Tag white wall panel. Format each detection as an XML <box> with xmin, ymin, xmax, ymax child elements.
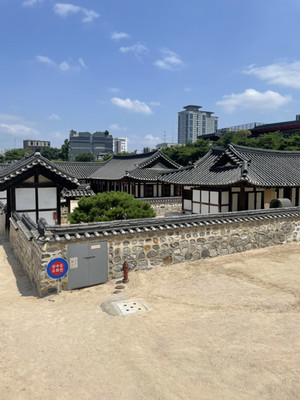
<box><xmin>0</xmin><ymin>190</ymin><xmax>7</xmax><ymax>205</ymax></box>
<box><xmin>210</xmin><ymin>191</ymin><xmax>218</xmax><ymax>204</ymax></box>
<box><xmin>210</xmin><ymin>205</ymin><xmax>219</xmax><ymax>213</ymax></box>
<box><xmin>39</xmin><ymin>210</ymin><xmax>56</xmax><ymax>225</ymax></box>
<box><xmin>256</xmin><ymin>192</ymin><xmax>262</xmax><ymax>209</ymax></box>
<box><xmin>184</xmin><ymin>199</ymin><xmax>192</xmax><ymax>210</ymax></box>
<box><xmin>38</xmin><ymin>187</ymin><xmax>57</xmax><ymax>209</ymax></box>
<box><xmin>201</xmin><ymin>190</ymin><xmax>209</xmax><ymax>203</ymax></box>
<box><xmin>193</xmin><ymin>203</ymin><xmax>200</xmax><ymax>214</ymax></box>
<box><xmin>248</xmin><ymin>193</ymin><xmax>255</xmax><ymax>210</ymax></box>
<box><xmin>15</xmin><ymin>188</ymin><xmax>35</xmax><ymax>210</ymax></box>
<box><xmin>202</xmin><ymin>204</ymin><xmax>209</xmax><ymax>214</ymax></box>
<box><xmin>192</xmin><ymin>189</ymin><xmax>200</xmax><ymax>202</ymax></box>
<box><xmin>26</xmin><ymin>211</ymin><xmax>36</xmax><ymax>221</ymax></box>
<box><xmin>232</xmin><ymin>193</ymin><xmax>238</xmax><ymax>211</ymax></box>
<box><xmin>221</xmin><ymin>191</ymin><xmax>229</xmax><ymax>204</ymax></box>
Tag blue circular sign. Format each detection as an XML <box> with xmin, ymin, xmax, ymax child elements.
<box><xmin>47</xmin><ymin>258</ymin><xmax>69</xmax><ymax>280</ymax></box>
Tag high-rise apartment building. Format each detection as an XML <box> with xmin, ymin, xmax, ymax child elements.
<box><xmin>113</xmin><ymin>137</ymin><xmax>128</xmax><ymax>154</ymax></box>
<box><xmin>178</xmin><ymin>105</ymin><xmax>218</xmax><ymax>144</ymax></box>
<box><xmin>69</xmin><ymin>130</ymin><xmax>113</xmax><ymax>160</ymax></box>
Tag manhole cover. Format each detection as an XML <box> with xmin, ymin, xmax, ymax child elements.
<box><xmin>112</xmin><ymin>299</ymin><xmax>151</xmax><ymax>316</ymax></box>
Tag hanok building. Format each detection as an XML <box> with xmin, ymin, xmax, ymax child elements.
<box><xmin>88</xmin><ymin>150</ymin><xmax>182</xmax><ymax>198</ymax></box>
<box><xmin>161</xmin><ymin>144</ymin><xmax>300</xmax><ymax>214</ymax></box>
<box><xmin>0</xmin><ymin>152</ymin><xmax>78</xmax><ymax>228</ymax></box>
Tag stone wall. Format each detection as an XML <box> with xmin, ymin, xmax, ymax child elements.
<box><xmin>8</xmin><ymin>208</ymin><xmax>300</xmax><ymax>296</ymax></box>
<box><xmin>141</xmin><ymin>197</ymin><xmax>182</xmax><ymax>217</ymax></box>
<box><xmin>107</xmin><ymin>217</ymin><xmax>300</xmax><ymax>278</ymax></box>
<box><xmin>9</xmin><ymin>217</ymin><xmax>68</xmax><ymax>296</ymax></box>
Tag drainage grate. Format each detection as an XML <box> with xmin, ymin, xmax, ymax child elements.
<box><xmin>112</xmin><ymin>299</ymin><xmax>151</xmax><ymax>316</ymax></box>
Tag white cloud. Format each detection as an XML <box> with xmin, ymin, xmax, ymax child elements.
<box><xmin>119</xmin><ymin>43</ymin><xmax>149</xmax><ymax>57</ymax></box>
<box><xmin>36</xmin><ymin>55</ymin><xmax>84</xmax><ymax>72</ymax></box>
<box><xmin>148</xmin><ymin>101</ymin><xmax>160</xmax><ymax>106</ymax></box>
<box><xmin>23</xmin><ymin>0</ymin><xmax>44</xmax><ymax>6</ymax></box>
<box><xmin>48</xmin><ymin>114</ymin><xmax>61</xmax><ymax>121</ymax></box>
<box><xmin>0</xmin><ymin>114</ymin><xmax>22</xmax><ymax>123</ymax></box>
<box><xmin>145</xmin><ymin>134</ymin><xmax>161</xmax><ymax>142</ymax></box>
<box><xmin>0</xmin><ymin>123</ymin><xmax>39</xmax><ymax>138</ymax></box>
<box><xmin>59</xmin><ymin>61</ymin><xmax>71</xmax><ymax>71</ymax></box>
<box><xmin>111</xmin><ymin>97</ymin><xmax>153</xmax><ymax>115</ymax></box>
<box><xmin>111</xmin><ymin>32</ymin><xmax>131</xmax><ymax>40</ymax></box>
<box><xmin>108</xmin><ymin>124</ymin><xmax>127</xmax><ymax>131</ymax></box>
<box><xmin>0</xmin><ymin>114</ymin><xmax>40</xmax><ymax>143</ymax></box>
<box><xmin>78</xmin><ymin>58</ymin><xmax>87</xmax><ymax>69</ymax></box>
<box><xmin>154</xmin><ymin>49</ymin><xmax>184</xmax><ymax>71</ymax></box>
<box><xmin>53</xmin><ymin>3</ymin><xmax>99</xmax><ymax>23</ymax></box>
<box><xmin>244</xmin><ymin>62</ymin><xmax>300</xmax><ymax>89</ymax></box>
<box><xmin>217</xmin><ymin>89</ymin><xmax>291</xmax><ymax>113</ymax></box>
<box><xmin>108</xmin><ymin>87</ymin><xmax>120</xmax><ymax>93</ymax></box>
<box><xmin>36</xmin><ymin>55</ymin><xmax>56</xmax><ymax>66</ymax></box>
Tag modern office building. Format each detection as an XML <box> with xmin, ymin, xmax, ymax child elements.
<box><xmin>23</xmin><ymin>140</ymin><xmax>51</xmax><ymax>152</ymax></box>
<box><xmin>178</xmin><ymin>105</ymin><xmax>218</xmax><ymax>145</ymax></box>
<box><xmin>250</xmin><ymin>115</ymin><xmax>300</xmax><ymax>138</ymax></box>
<box><xmin>113</xmin><ymin>137</ymin><xmax>128</xmax><ymax>154</ymax></box>
<box><xmin>69</xmin><ymin>130</ymin><xmax>113</xmax><ymax>160</ymax></box>
<box><xmin>92</xmin><ymin>131</ymin><xmax>113</xmax><ymax>159</ymax></box>
<box><xmin>217</xmin><ymin>122</ymin><xmax>264</xmax><ymax>135</ymax></box>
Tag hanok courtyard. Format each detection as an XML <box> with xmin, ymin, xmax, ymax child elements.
<box><xmin>1</xmin><ymin>237</ymin><xmax>299</xmax><ymax>400</ymax></box>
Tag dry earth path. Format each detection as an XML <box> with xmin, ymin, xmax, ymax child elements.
<box><xmin>0</xmin><ymin>236</ymin><xmax>300</xmax><ymax>400</ymax></box>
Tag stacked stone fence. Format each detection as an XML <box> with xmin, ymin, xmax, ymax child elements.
<box><xmin>8</xmin><ymin>207</ymin><xmax>300</xmax><ymax>296</ymax></box>
<box><xmin>140</xmin><ymin>196</ymin><xmax>182</xmax><ymax>217</ymax></box>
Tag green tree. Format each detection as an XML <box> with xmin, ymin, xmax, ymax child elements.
<box><xmin>215</xmin><ymin>130</ymin><xmax>251</xmax><ymax>147</ymax></box>
<box><xmin>68</xmin><ymin>191</ymin><xmax>156</xmax><ymax>223</ymax></box>
<box><xmin>75</xmin><ymin>153</ymin><xmax>95</xmax><ymax>162</ymax></box>
<box><xmin>5</xmin><ymin>148</ymin><xmax>33</xmax><ymax>161</ymax></box>
<box><xmin>99</xmin><ymin>154</ymin><xmax>112</xmax><ymax>162</ymax></box>
<box><xmin>162</xmin><ymin>139</ymin><xmax>209</xmax><ymax>165</ymax></box>
<box><xmin>60</xmin><ymin>139</ymin><xmax>70</xmax><ymax>161</ymax></box>
<box><xmin>41</xmin><ymin>147</ymin><xmax>61</xmax><ymax>160</ymax></box>
<box><xmin>0</xmin><ymin>154</ymin><xmax>4</xmax><ymax>163</ymax></box>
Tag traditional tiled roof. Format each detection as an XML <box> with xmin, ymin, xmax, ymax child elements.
<box><xmin>61</xmin><ymin>184</ymin><xmax>95</xmax><ymax>198</ymax></box>
<box><xmin>161</xmin><ymin>144</ymin><xmax>300</xmax><ymax>187</ymax></box>
<box><xmin>0</xmin><ymin>152</ymin><xmax>79</xmax><ymax>189</ymax></box>
<box><xmin>127</xmin><ymin>168</ymin><xmax>180</xmax><ymax>181</ymax></box>
<box><xmin>11</xmin><ymin>207</ymin><xmax>300</xmax><ymax>243</ymax></box>
<box><xmin>54</xmin><ymin>161</ymin><xmax>103</xmax><ymax>180</ymax></box>
<box><xmin>89</xmin><ymin>150</ymin><xmax>181</xmax><ymax>180</ymax></box>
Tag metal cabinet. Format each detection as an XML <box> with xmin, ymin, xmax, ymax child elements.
<box><xmin>67</xmin><ymin>241</ymin><xmax>108</xmax><ymax>290</ymax></box>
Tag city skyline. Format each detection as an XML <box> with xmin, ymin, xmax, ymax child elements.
<box><xmin>1</xmin><ymin>0</ymin><xmax>300</xmax><ymax>152</ymax></box>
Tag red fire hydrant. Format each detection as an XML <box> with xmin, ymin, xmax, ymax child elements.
<box><xmin>123</xmin><ymin>261</ymin><xmax>129</xmax><ymax>283</ymax></box>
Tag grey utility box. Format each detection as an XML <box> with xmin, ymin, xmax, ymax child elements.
<box><xmin>67</xmin><ymin>241</ymin><xmax>108</xmax><ymax>290</ymax></box>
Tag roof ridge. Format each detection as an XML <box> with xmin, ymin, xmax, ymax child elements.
<box><xmin>231</xmin><ymin>144</ymin><xmax>300</xmax><ymax>155</ymax></box>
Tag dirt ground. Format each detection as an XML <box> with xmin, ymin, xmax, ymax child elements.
<box><xmin>0</xmin><ymin>239</ymin><xmax>300</xmax><ymax>400</ymax></box>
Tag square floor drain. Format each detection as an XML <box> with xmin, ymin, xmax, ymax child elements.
<box><xmin>112</xmin><ymin>299</ymin><xmax>151</xmax><ymax>316</ymax></box>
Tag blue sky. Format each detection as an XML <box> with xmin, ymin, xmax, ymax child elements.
<box><xmin>1</xmin><ymin>0</ymin><xmax>300</xmax><ymax>152</ymax></box>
